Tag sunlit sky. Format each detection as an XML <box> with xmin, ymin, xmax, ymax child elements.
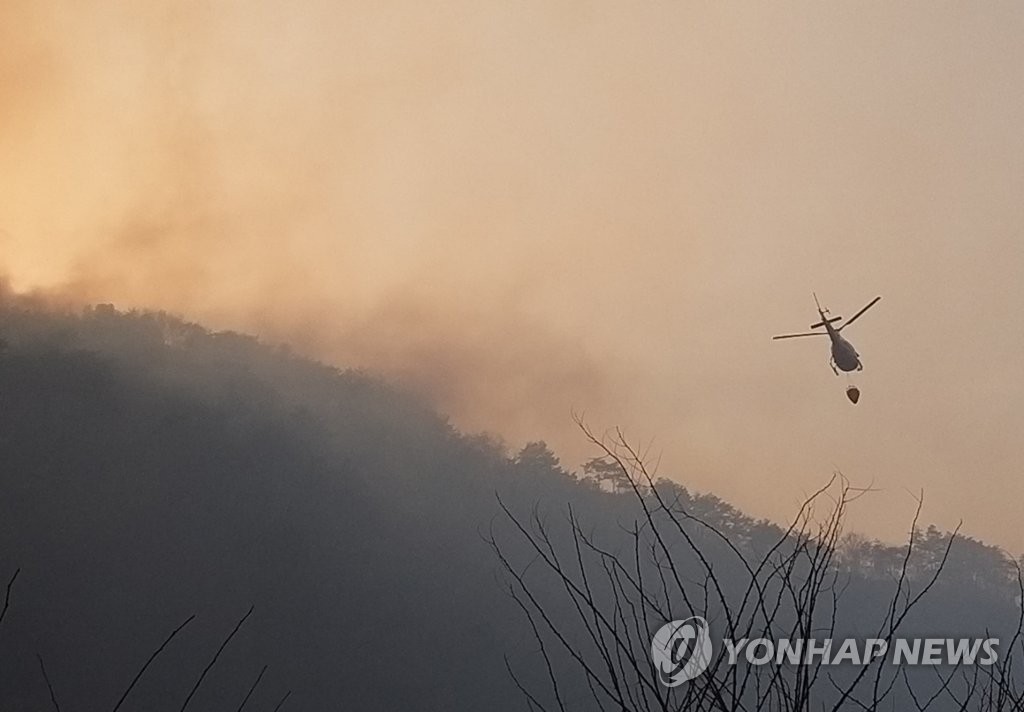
<box><xmin>3</xmin><ymin>1</ymin><xmax>1023</xmax><ymax>548</ymax></box>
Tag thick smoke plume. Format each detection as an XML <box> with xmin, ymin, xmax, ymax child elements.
<box><xmin>3</xmin><ymin>1</ymin><xmax>1024</xmax><ymax>546</ymax></box>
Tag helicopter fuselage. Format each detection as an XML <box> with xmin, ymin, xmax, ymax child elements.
<box><xmin>823</xmin><ymin>321</ymin><xmax>861</xmax><ymax>372</ymax></box>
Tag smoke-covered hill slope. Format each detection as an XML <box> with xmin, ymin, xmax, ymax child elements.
<box><xmin>0</xmin><ymin>300</ymin><xmax>1018</xmax><ymax>710</ymax></box>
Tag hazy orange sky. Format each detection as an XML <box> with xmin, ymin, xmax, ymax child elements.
<box><xmin>3</xmin><ymin>1</ymin><xmax>1023</xmax><ymax>548</ymax></box>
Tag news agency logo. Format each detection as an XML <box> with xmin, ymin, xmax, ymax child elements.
<box><xmin>650</xmin><ymin>617</ymin><xmax>713</xmax><ymax>686</ymax></box>
<box><xmin>650</xmin><ymin>618</ymin><xmax>1001</xmax><ymax>688</ymax></box>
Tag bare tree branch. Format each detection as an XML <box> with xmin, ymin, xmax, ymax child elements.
<box><xmin>235</xmin><ymin>663</ymin><xmax>268</xmax><ymax>712</ymax></box>
<box><xmin>179</xmin><ymin>605</ymin><xmax>254</xmax><ymax>712</ymax></box>
<box><xmin>112</xmin><ymin>614</ymin><xmax>196</xmax><ymax>712</ymax></box>
<box><xmin>0</xmin><ymin>568</ymin><xmax>20</xmax><ymax>628</ymax></box>
<box><xmin>37</xmin><ymin>653</ymin><xmax>61</xmax><ymax>712</ymax></box>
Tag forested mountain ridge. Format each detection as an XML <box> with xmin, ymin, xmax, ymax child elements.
<box><xmin>0</xmin><ymin>298</ymin><xmax>1017</xmax><ymax>709</ymax></box>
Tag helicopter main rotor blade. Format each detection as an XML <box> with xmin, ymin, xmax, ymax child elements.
<box><xmin>772</xmin><ymin>332</ymin><xmax>829</xmax><ymax>340</ymax></box>
<box><xmin>838</xmin><ymin>296</ymin><xmax>881</xmax><ymax>331</ymax></box>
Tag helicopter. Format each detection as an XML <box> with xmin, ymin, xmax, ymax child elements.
<box><xmin>772</xmin><ymin>295</ymin><xmax>881</xmax><ymax>401</ymax></box>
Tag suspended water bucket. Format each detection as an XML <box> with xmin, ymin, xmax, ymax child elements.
<box><xmin>845</xmin><ymin>385</ymin><xmax>860</xmax><ymax>404</ymax></box>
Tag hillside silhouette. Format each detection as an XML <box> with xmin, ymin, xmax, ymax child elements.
<box><xmin>0</xmin><ymin>297</ymin><xmax>1019</xmax><ymax>710</ymax></box>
